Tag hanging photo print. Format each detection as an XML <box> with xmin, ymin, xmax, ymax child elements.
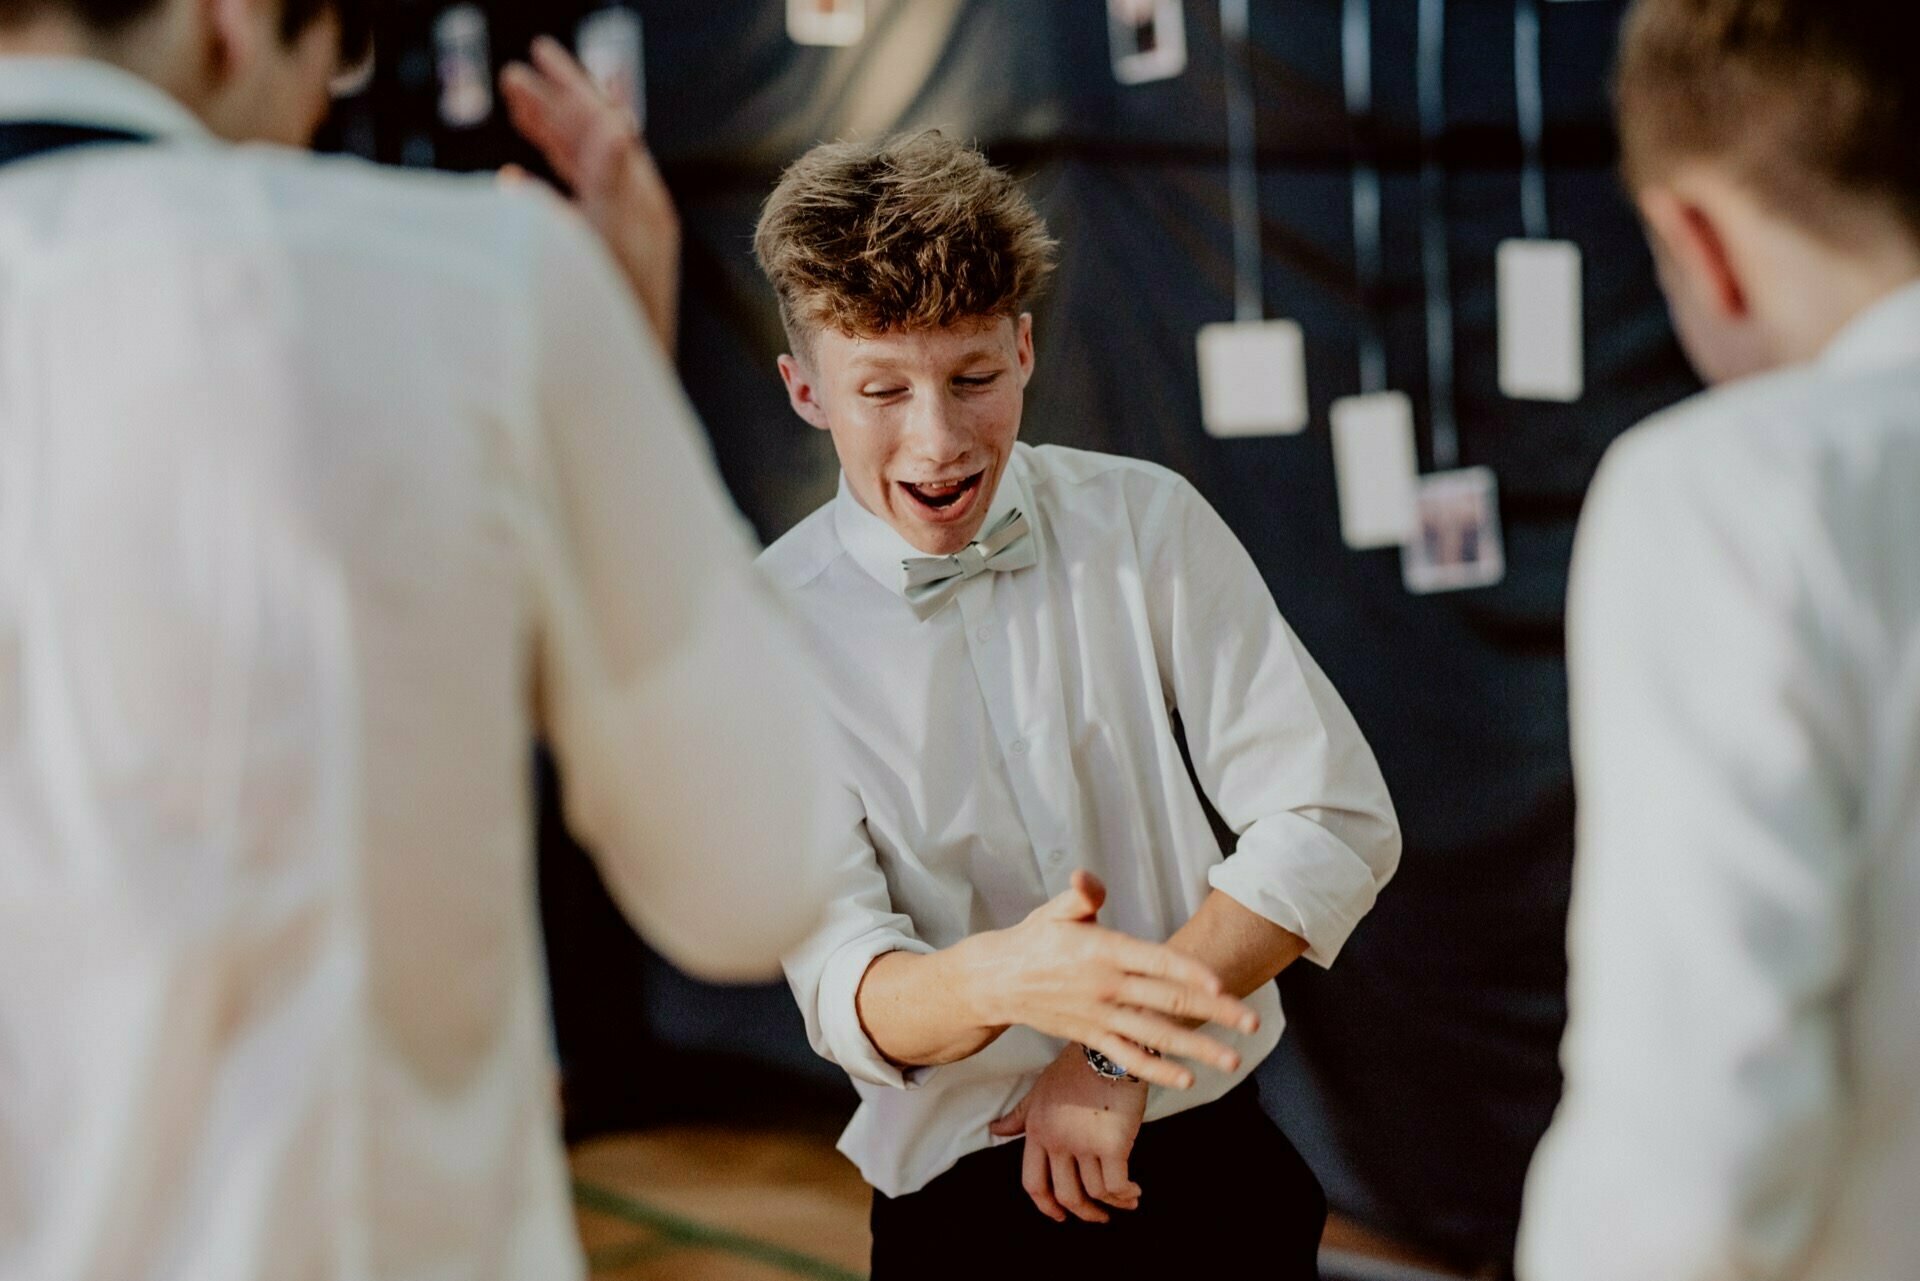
<box><xmin>434</xmin><ymin>5</ymin><xmax>493</xmax><ymax>129</ymax></box>
<box><xmin>577</xmin><ymin>7</ymin><xmax>645</xmax><ymax>127</ymax></box>
<box><xmin>1196</xmin><ymin>319</ymin><xmax>1310</xmax><ymax>438</ymax></box>
<box><xmin>1401</xmin><ymin>467</ymin><xmax>1506</xmax><ymax>593</ymax></box>
<box><xmin>787</xmin><ymin>0</ymin><xmax>867</xmax><ymax>48</ymax></box>
<box><xmin>1108</xmin><ymin>0</ymin><xmax>1188</xmax><ymax>85</ymax></box>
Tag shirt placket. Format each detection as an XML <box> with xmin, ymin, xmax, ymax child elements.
<box><xmin>954</xmin><ymin>568</ymin><xmax>1080</xmax><ymax>896</ymax></box>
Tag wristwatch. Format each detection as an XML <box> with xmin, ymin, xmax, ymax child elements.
<box><xmin>1082</xmin><ymin>1043</ymin><xmax>1156</xmax><ymax>1082</ymax></box>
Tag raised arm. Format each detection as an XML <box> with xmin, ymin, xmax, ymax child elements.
<box><xmin>523</xmin><ymin>199</ymin><xmax>833</xmax><ymax>981</ymax></box>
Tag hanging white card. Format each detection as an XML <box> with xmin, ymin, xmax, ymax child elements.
<box><xmin>787</xmin><ymin>0</ymin><xmax>867</xmax><ymax>47</ymax></box>
<box><xmin>1331</xmin><ymin>391</ymin><xmax>1421</xmax><ymax>549</ymax></box>
<box><xmin>1108</xmin><ymin>0</ymin><xmax>1188</xmax><ymax>85</ymax></box>
<box><xmin>578</xmin><ymin>8</ymin><xmax>645</xmax><ymax>129</ymax></box>
<box><xmin>434</xmin><ymin>5</ymin><xmax>493</xmax><ymax>130</ymax></box>
<box><xmin>1196</xmin><ymin>319</ymin><xmax>1309</xmax><ymax>438</ymax></box>
<box><xmin>1401</xmin><ymin>466</ymin><xmax>1506</xmax><ymax>594</ymax></box>
<box><xmin>1497</xmin><ymin>238</ymin><xmax>1584</xmax><ymax>402</ymax></box>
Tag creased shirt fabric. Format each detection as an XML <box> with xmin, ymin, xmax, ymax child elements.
<box><xmin>765</xmin><ymin>443</ymin><xmax>1401</xmax><ymax>1197</ymax></box>
<box><xmin>1519</xmin><ymin>281</ymin><xmax>1920</xmax><ymax>1281</ymax></box>
<box><xmin>0</xmin><ymin>57</ymin><xmax>833</xmax><ymax>1281</ymax></box>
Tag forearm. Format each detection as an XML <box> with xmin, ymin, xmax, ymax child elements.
<box><xmin>855</xmin><ymin>941</ymin><xmax>1006</xmax><ymax>1069</ymax></box>
<box><xmin>1164</xmin><ymin>889</ymin><xmax>1308</xmax><ymax>1005</ymax></box>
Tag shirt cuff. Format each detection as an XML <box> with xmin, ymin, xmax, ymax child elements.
<box><xmin>1207</xmin><ymin>823</ymin><xmax>1382</xmax><ymax>968</ymax></box>
<box><xmin>816</xmin><ymin>934</ymin><xmax>940</xmax><ymax>1090</ymax></box>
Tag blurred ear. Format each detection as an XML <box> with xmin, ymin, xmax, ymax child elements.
<box><xmin>1013</xmin><ymin>313</ymin><xmax>1036</xmax><ymax>389</ymax></box>
<box><xmin>201</xmin><ymin>0</ymin><xmax>262</xmax><ymax>85</ymax></box>
<box><xmin>777</xmin><ymin>353</ymin><xmax>831</xmax><ymax>432</ymax></box>
<box><xmin>1639</xmin><ymin>185</ymin><xmax>1750</xmax><ymax>323</ymax></box>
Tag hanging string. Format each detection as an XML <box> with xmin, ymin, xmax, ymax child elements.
<box><xmin>1515</xmin><ymin>0</ymin><xmax>1550</xmax><ymax>241</ymax></box>
<box><xmin>1417</xmin><ymin>0</ymin><xmax>1458</xmax><ymax>469</ymax></box>
<box><xmin>1342</xmin><ymin>0</ymin><xmax>1387</xmax><ymax>396</ymax></box>
<box><xmin>1220</xmin><ymin>0</ymin><xmax>1263</xmax><ymax>323</ymax></box>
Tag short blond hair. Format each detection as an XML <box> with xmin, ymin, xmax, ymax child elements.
<box><xmin>753</xmin><ymin>131</ymin><xmax>1057</xmax><ymax>352</ymax></box>
<box><xmin>1615</xmin><ymin>0</ymin><xmax>1920</xmax><ymax>241</ymax></box>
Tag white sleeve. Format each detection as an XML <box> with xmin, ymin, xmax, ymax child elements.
<box><xmin>1145</xmin><ymin>478</ymin><xmax>1401</xmax><ymax>966</ymax></box>
<box><xmin>781</xmin><ymin>777</ymin><xmax>937</xmax><ymax>1090</ymax></box>
<box><xmin>520</xmin><ymin>200</ymin><xmax>835</xmax><ymax>981</ymax></box>
<box><xmin>1517</xmin><ymin>432</ymin><xmax>1856</xmax><ymax>1281</ymax></box>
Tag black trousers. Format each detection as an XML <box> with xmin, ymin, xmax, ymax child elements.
<box><xmin>870</xmin><ymin>1082</ymin><xmax>1326</xmax><ymax>1279</ymax></box>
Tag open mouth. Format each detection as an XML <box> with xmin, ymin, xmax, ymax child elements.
<box><xmin>898</xmin><ymin>470</ymin><xmax>985</xmax><ymax>518</ymax></box>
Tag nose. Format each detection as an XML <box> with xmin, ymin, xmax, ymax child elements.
<box><xmin>902</xmin><ymin>387</ymin><xmax>971</xmax><ymax>466</ymax></box>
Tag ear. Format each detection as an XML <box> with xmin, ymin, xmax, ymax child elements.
<box><xmin>1638</xmin><ymin>185</ymin><xmax>1750</xmax><ymax>323</ymax></box>
<box><xmin>1013</xmin><ymin>313</ymin><xmax>1036</xmax><ymax>389</ymax></box>
<box><xmin>200</xmin><ymin>0</ymin><xmax>263</xmax><ymax>86</ymax></box>
<box><xmin>777</xmin><ymin>353</ymin><xmax>831</xmax><ymax>432</ymax></box>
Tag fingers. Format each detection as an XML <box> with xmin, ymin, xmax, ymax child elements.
<box><xmin>1084</xmin><ymin>1032</ymin><xmax>1195</xmax><ymax>1090</ymax></box>
<box><xmin>1106</xmin><ymin>934</ymin><xmax>1229</xmax><ymax>1000</ymax></box>
<box><xmin>1036</xmin><ymin>870</ymin><xmax>1103</xmax><ymax>924</ymax></box>
<box><xmin>1021</xmin><ymin>1138</ymin><xmax>1066</xmax><ymax>1223</ymax></box>
<box><xmin>1050</xmin><ymin>1151</ymin><xmax>1108</xmax><ymax>1224</ymax></box>
<box><xmin>1070</xmin><ymin>868</ymin><xmax>1106</xmax><ymax>915</ymax></box>
<box><xmin>1104</xmin><ymin>1007</ymin><xmax>1242</xmax><ymax>1074</ymax></box>
<box><xmin>1113</xmin><ymin>974</ymin><xmax>1261</xmax><ymax>1036</ymax></box>
<box><xmin>1077</xmin><ymin>1154</ymin><xmax>1137</xmax><ymax>1211</ymax></box>
<box><xmin>988</xmin><ymin>1093</ymin><xmax>1029</xmax><ymax>1138</ymax></box>
<box><xmin>499</xmin><ymin>64</ymin><xmax>580</xmax><ymax>189</ymax></box>
<box><xmin>1077</xmin><ymin>1154</ymin><xmax>1108</xmax><ymax>1206</ymax></box>
<box><xmin>1101</xmin><ymin>1154</ymin><xmax>1141</xmax><ymax>1209</ymax></box>
<box><xmin>531</xmin><ymin>34</ymin><xmax>617</xmax><ymax>112</ymax></box>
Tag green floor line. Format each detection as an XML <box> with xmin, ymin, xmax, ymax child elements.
<box><xmin>585</xmin><ymin>1237</ymin><xmax>686</xmax><ymax>1272</ymax></box>
<box><xmin>573</xmin><ymin>1179</ymin><xmax>866</xmax><ymax>1281</ymax></box>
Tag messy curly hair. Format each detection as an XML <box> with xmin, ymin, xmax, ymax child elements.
<box><xmin>753</xmin><ymin>131</ymin><xmax>1057</xmax><ymax>356</ymax></box>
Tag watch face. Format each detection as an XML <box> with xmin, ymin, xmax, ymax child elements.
<box><xmin>1082</xmin><ymin>1045</ymin><xmax>1130</xmax><ymax>1079</ymax></box>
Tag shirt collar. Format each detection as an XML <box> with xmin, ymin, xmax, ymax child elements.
<box><xmin>1821</xmin><ymin>276</ymin><xmax>1920</xmax><ymax>375</ymax></box>
<box><xmin>0</xmin><ymin>56</ymin><xmax>213</xmax><ymax>145</ymax></box>
<box><xmin>833</xmin><ymin>448</ymin><xmax>1031</xmax><ymax>599</ymax></box>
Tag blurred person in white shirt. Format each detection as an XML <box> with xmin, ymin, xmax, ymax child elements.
<box><xmin>1518</xmin><ymin>3</ymin><xmax>1920</xmax><ymax>1279</ymax></box>
<box><xmin>755</xmin><ymin>132</ymin><xmax>1402</xmax><ymax>1279</ymax></box>
<box><xmin>0</xmin><ymin>3</ymin><xmax>838</xmax><ymax>1279</ymax></box>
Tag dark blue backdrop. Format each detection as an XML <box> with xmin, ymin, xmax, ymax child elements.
<box><xmin>325</xmin><ymin>2</ymin><xmax>1697</xmax><ymax>1269</ymax></box>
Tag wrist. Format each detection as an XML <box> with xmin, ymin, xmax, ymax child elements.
<box><xmin>950</xmin><ymin>930</ymin><xmax>1012</xmax><ymax>1032</ymax></box>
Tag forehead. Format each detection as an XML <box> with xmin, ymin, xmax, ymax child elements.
<box><xmin>817</xmin><ymin>317</ymin><xmax>1018</xmax><ymax>370</ymax></box>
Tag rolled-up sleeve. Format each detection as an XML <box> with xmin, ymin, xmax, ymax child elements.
<box><xmin>1144</xmin><ymin>478</ymin><xmax>1401</xmax><ymax>966</ymax></box>
<box><xmin>782</xmin><ymin>781</ymin><xmax>937</xmax><ymax>1090</ymax></box>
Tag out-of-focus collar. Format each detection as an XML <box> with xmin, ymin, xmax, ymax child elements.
<box><xmin>0</xmin><ymin>55</ymin><xmax>212</xmax><ymax>144</ymax></box>
<box><xmin>1822</xmin><ymin>276</ymin><xmax>1920</xmax><ymax>375</ymax></box>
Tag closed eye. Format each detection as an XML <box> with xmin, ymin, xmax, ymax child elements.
<box><xmin>954</xmin><ymin>374</ymin><xmax>1000</xmax><ymax>389</ymax></box>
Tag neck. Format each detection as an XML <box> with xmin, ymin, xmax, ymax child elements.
<box><xmin>0</xmin><ymin>9</ymin><xmax>206</xmax><ymax>120</ymax></box>
<box><xmin>1739</xmin><ymin>202</ymin><xmax>1920</xmax><ymax>367</ymax></box>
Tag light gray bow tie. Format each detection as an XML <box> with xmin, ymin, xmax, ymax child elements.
<box><xmin>900</xmin><ymin>508</ymin><xmax>1036</xmax><ymax>619</ymax></box>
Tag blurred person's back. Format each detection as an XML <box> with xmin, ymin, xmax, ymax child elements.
<box><xmin>1519</xmin><ymin>3</ymin><xmax>1920</xmax><ymax>1278</ymax></box>
<box><xmin>0</xmin><ymin>16</ymin><xmax>831</xmax><ymax>1281</ymax></box>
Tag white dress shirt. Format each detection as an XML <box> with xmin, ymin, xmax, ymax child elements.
<box><xmin>0</xmin><ymin>59</ymin><xmax>832</xmax><ymax>1281</ymax></box>
<box><xmin>1519</xmin><ymin>280</ymin><xmax>1920</xmax><ymax>1281</ymax></box>
<box><xmin>765</xmin><ymin>442</ymin><xmax>1401</xmax><ymax>1197</ymax></box>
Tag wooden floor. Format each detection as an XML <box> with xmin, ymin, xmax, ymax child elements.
<box><xmin>569</xmin><ymin>1126</ymin><xmax>1475</xmax><ymax>1280</ymax></box>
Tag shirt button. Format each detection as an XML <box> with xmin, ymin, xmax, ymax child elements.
<box><xmin>1047</xmin><ymin>848</ymin><xmax>1067</xmax><ymax>864</ymax></box>
<box><xmin>976</xmin><ymin>625</ymin><xmax>992</xmax><ymax>642</ymax></box>
<box><xmin>1010</xmin><ymin>738</ymin><xmax>1028</xmax><ymax>756</ymax></box>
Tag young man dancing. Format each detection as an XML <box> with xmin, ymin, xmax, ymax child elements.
<box><xmin>757</xmin><ymin>132</ymin><xmax>1402</xmax><ymax>1277</ymax></box>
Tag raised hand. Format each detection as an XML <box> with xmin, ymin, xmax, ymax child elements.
<box><xmin>500</xmin><ymin>36</ymin><xmax>682</xmax><ymax>350</ymax></box>
<box><xmin>954</xmin><ymin>870</ymin><xmax>1259</xmax><ymax>1090</ymax></box>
